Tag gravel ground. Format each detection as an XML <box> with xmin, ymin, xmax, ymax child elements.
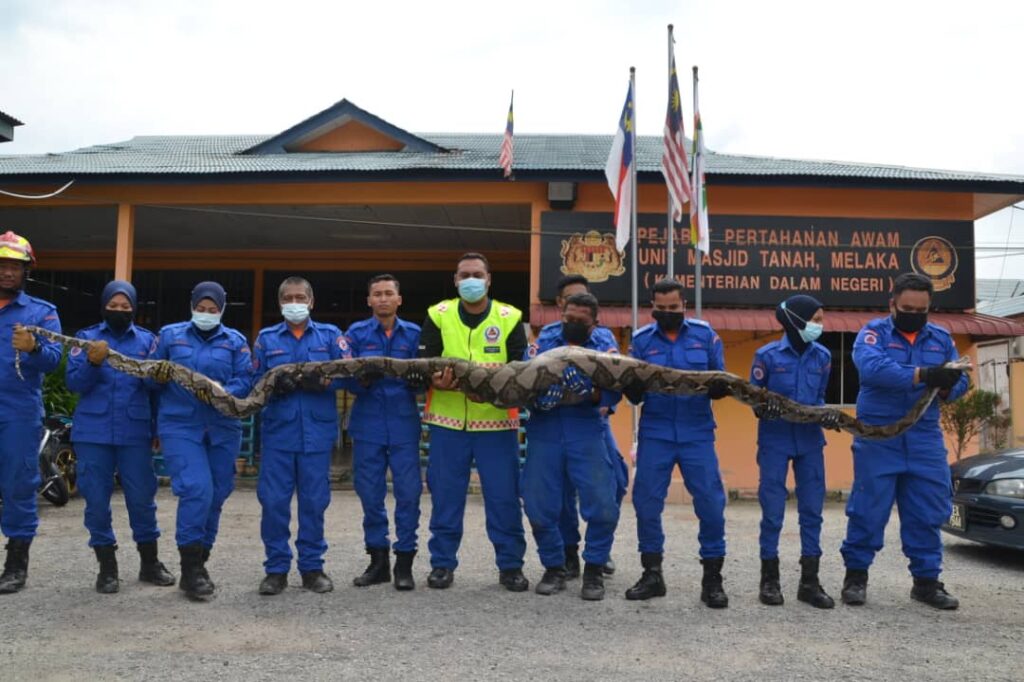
<box><xmin>0</xmin><ymin>488</ymin><xmax>1020</xmax><ymax>682</ymax></box>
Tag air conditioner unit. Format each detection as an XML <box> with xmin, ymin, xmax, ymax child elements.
<box><xmin>1010</xmin><ymin>337</ymin><xmax>1024</xmax><ymax>360</ymax></box>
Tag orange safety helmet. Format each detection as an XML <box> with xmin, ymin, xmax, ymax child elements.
<box><xmin>0</xmin><ymin>231</ymin><xmax>36</xmax><ymax>266</ymax></box>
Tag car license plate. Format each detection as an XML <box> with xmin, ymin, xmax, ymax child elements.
<box><xmin>948</xmin><ymin>503</ymin><xmax>965</xmax><ymax>531</ymax></box>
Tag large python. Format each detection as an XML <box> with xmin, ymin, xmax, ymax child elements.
<box><xmin>17</xmin><ymin>326</ymin><xmax>969</xmax><ymax>440</ymax></box>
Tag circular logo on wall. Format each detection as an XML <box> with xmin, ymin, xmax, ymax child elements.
<box><xmin>911</xmin><ymin>236</ymin><xmax>958</xmax><ymax>292</ymax></box>
<box><xmin>484</xmin><ymin>325</ymin><xmax>502</xmax><ymax>343</ymax></box>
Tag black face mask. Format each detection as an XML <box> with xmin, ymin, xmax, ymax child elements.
<box><xmin>562</xmin><ymin>321</ymin><xmax>592</xmax><ymax>346</ymax></box>
<box><xmin>893</xmin><ymin>310</ymin><xmax>927</xmax><ymax>334</ymax></box>
<box><xmin>102</xmin><ymin>309</ymin><xmax>133</xmax><ymax>335</ymax></box>
<box><xmin>652</xmin><ymin>310</ymin><xmax>686</xmax><ymax>332</ymax></box>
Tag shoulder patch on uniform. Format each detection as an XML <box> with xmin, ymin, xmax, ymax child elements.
<box><xmin>752</xmin><ymin>366</ymin><xmax>765</xmax><ymax>381</ymax></box>
<box><xmin>526</xmin><ymin>344</ymin><xmax>538</xmax><ymax>358</ymax></box>
<box><xmin>69</xmin><ymin>346</ymin><xmax>82</xmax><ymax>357</ymax></box>
<box><xmin>338</xmin><ymin>336</ymin><xmax>350</xmax><ymax>352</ymax></box>
<box><xmin>499</xmin><ymin>306</ymin><xmax>511</xmax><ymax>318</ymax></box>
<box><xmin>863</xmin><ymin>331</ymin><xmax>878</xmax><ymax>345</ymax></box>
<box><xmin>436</xmin><ymin>302</ymin><xmax>449</xmax><ymax>314</ymax></box>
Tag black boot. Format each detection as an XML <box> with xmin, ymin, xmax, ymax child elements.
<box><xmin>499</xmin><ymin>568</ymin><xmax>529</xmax><ymax>592</ymax></box>
<box><xmin>602</xmin><ymin>558</ymin><xmax>616</xmax><ymax>576</ymax></box>
<box><xmin>259</xmin><ymin>573</ymin><xmax>288</xmax><ymax>595</ymax></box>
<box><xmin>841</xmin><ymin>568</ymin><xmax>868</xmax><ymax>606</ymax></box>
<box><xmin>200</xmin><ymin>546</ymin><xmax>215</xmax><ymax>590</ymax></box>
<box><xmin>137</xmin><ymin>541</ymin><xmax>175</xmax><ymax>586</ymax></box>
<box><xmin>301</xmin><ymin>571</ymin><xmax>334</xmax><ymax>593</ymax></box>
<box><xmin>178</xmin><ymin>544</ymin><xmax>214</xmax><ymax>601</ymax></box>
<box><xmin>797</xmin><ymin>556</ymin><xmax>834</xmax><ymax>609</ymax></box>
<box><xmin>0</xmin><ymin>539</ymin><xmax>31</xmax><ymax>594</ymax></box>
<box><xmin>625</xmin><ymin>552</ymin><xmax>667</xmax><ymax>601</ymax></box>
<box><xmin>700</xmin><ymin>557</ymin><xmax>729</xmax><ymax>608</ymax></box>
<box><xmin>94</xmin><ymin>544</ymin><xmax>119</xmax><ymax>594</ymax></box>
<box><xmin>535</xmin><ymin>566</ymin><xmax>567</xmax><ymax>595</ymax></box>
<box><xmin>564</xmin><ymin>544</ymin><xmax>581</xmax><ymax>580</ymax></box>
<box><xmin>427</xmin><ymin>567</ymin><xmax>454</xmax><ymax>589</ymax></box>
<box><xmin>581</xmin><ymin>562</ymin><xmax>605</xmax><ymax>601</ymax></box>
<box><xmin>759</xmin><ymin>558</ymin><xmax>783</xmax><ymax>606</ymax></box>
<box><xmin>393</xmin><ymin>550</ymin><xmax>416</xmax><ymax>591</ymax></box>
<box><xmin>911</xmin><ymin>577</ymin><xmax>959</xmax><ymax>610</ymax></box>
<box><xmin>353</xmin><ymin>547</ymin><xmax>391</xmax><ymax>587</ymax></box>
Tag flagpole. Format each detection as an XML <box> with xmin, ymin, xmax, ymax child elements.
<box><xmin>666</xmin><ymin>25</ymin><xmax>675</xmax><ymax>280</ymax></box>
<box><xmin>692</xmin><ymin>65</ymin><xmax>702</xmax><ymax>320</ymax></box>
<box><xmin>630</xmin><ymin>66</ymin><xmax>638</xmax><ymax>333</ymax></box>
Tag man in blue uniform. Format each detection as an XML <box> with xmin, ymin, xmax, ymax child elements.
<box><xmin>750</xmin><ymin>294</ymin><xmax>838</xmax><ymax>609</ymax></box>
<box><xmin>150</xmin><ymin>281</ymin><xmax>254</xmax><ymax>600</ymax></box>
<box><xmin>523</xmin><ymin>292</ymin><xmax>622</xmax><ymax>600</ymax></box>
<box><xmin>66</xmin><ymin>280</ymin><xmax>175</xmax><ymax>593</ymax></box>
<box><xmin>623</xmin><ymin>279</ymin><xmax>732</xmax><ymax>608</ymax></box>
<box><xmin>253</xmin><ymin>276</ymin><xmax>344</xmax><ymax>596</ymax></box>
<box><xmin>344</xmin><ymin>274</ymin><xmax>426</xmax><ymax>591</ymax></box>
<box><xmin>539</xmin><ymin>274</ymin><xmax>627</xmax><ymax>579</ymax></box>
<box><xmin>840</xmin><ymin>273</ymin><xmax>967</xmax><ymax>610</ymax></box>
<box><xmin>0</xmin><ymin>231</ymin><xmax>61</xmax><ymax>595</ymax></box>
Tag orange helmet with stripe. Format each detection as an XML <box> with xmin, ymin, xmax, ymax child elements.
<box><xmin>0</xmin><ymin>231</ymin><xmax>35</xmax><ymax>266</ymax></box>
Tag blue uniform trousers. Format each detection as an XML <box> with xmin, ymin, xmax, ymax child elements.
<box><xmin>841</xmin><ymin>434</ymin><xmax>951</xmax><ymax>578</ymax></box>
<box><xmin>353</xmin><ymin>440</ymin><xmax>421</xmax><ymax>553</ymax></box>
<box><xmin>523</xmin><ymin>429</ymin><xmax>619</xmax><ymax>567</ymax></box>
<box><xmin>75</xmin><ymin>443</ymin><xmax>160</xmax><ymax>547</ymax></box>
<box><xmin>0</xmin><ymin>420</ymin><xmax>41</xmax><ymax>540</ymax></box>
<box><xmin>161</xmin><ymin>434</ymin><xmax>239</xmax><ymax>548</ymax></box>
<box><xmin>757</xmin><ymin>446</ymin><xmax>824</xmax><ymax>559</ymax></box>
<box><xmin>426</xmin><ymin>426</ymin><xmax>526</xmax><ymax>570</ymax></box>
<box><xmin>558</xmin><ymin>420</ymin><xmax>628</xmax><ymax>548</ymax></box>
<box><xmin>633</xmin><ymin>437</ymin><xmax>726</xmax><ymax>558</ymax></box>
<box><xmin>257</xmin><ymin>447</ymin><xmax>332</xmax><ymax>574</ymax></box>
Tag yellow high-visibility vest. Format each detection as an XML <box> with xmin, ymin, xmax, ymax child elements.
<box><xmin>423</xmin><ymin>298</ymin><xmax>521</xmax><ymax>431</ymax></box>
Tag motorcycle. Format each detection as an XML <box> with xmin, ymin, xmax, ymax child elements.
<box><xmin>38</xmin><ymin>415</ymin><xmax>75</xmax><ymax>506</ymax></box>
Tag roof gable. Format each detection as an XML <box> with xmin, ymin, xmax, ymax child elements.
<box><xmin>243</xmin><ymin>98</ymin><xmax>444</xmax><ymax>154</ymax></box>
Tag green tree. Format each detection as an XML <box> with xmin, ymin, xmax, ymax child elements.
<box><xmin>42</xmin><ymin>350</ymin><xmax>78</xmax><ymax>416</ymax></box>
<box><xmin>940</xmin><ymin>388</ymin><xmax>1001</xmax><ymax>461</ymax></box>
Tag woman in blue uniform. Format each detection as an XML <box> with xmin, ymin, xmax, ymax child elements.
<box><xmin>67</xmin><ymin>280</ymin><xmax>175</xmax><ymax>593</ymax></box>
<box><xmin>750</xmin><ymin>294</ymin><xmax>839</xmax><ymax>608</ymax></box>
<box><xmin>149</xmin><ymin>281</ymin><xmax>254</xmax><ymax>600</ymax></box>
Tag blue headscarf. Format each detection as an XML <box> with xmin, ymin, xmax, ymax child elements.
<box><xmin>190</xmin><ymin>281</ymin><xmax>227</xmax><ymax>310</ymax></box>
<box><xmin>101</xmin><ymin>279</ymin><xmax>137</xmax><ymax>312</ymax></box>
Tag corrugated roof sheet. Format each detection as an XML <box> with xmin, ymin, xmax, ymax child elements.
<box><xmin>977</xmin><ymin>297</ymin><xmax>1024</xmax><ymax>319</ymax></box>
<box><xmin>531</xmin><ymin>304</ymin><xmax>1024</xmax><ymax>337</ymax></box>
<box><xmin>977</xmin><ymin>278</ymin><xmax>1024</xmax><ymax>303</ymax></box>
<box><xmin>2</xmin><ymin>133</ymin><xmax>1024</xmax><ymax>186</ymax></box>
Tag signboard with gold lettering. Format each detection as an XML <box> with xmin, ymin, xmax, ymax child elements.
<box><xmin>540</xmin><ymin>213</ymin><xmax>974</xmax><ymax>309</ymax></box>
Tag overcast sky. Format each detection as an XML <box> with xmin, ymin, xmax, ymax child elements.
<box><xmin>2</xmin><ymin>0</ymin><xmax>1022</xmax><ymax>281</ymax></box>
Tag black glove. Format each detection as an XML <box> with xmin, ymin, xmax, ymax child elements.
<box><xmin>355</xmin><ymin>364</ymin><xmax>386</xmax><ymax>388</ymax></box>
<box><xmin>821</xmin><ymin>410</ymin><xmax>843</xmax><ymax>432</ymax></box>
<box><xmin>300</xmin><ymin>373</ymin><xmax>327</xmax><ymax>392</ymax></box>
<box><xmin>920</xmin><ymin>366</ymin><xmax>963</xmax><ymax>391</ymax></box>
<box><xmin>273</xmin><ymin>374</ymin><xmax>299</xmax><ymax>395</ymax></box>
<box><xmin>754</xmin><ymin>394</ymin><xmax>783</xmax><ymax>420</ymax></box>
<box><xmin>623</xmin><ymin>380</ymin><xmax>646</xmax><ymax>405</ymax></box>
<box><xmin>706</xmin><ymin>380</ymin><xmax>732</xmax><ymax>401</ymax></box>
<box><xmin>403</xmin><ymin>369</ymin><xmax>429</xmax><ymax>391</ymax></box>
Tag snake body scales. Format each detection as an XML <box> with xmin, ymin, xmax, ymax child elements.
<box><xmin>19</xmin><ymin>326</ymin><xmax>969</xmax><ymax>440</ymax></box>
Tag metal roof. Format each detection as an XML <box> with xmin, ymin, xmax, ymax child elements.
<box><xmin>0</xmin><ymin>110</ymin><xmax>23</xmax><ymax>127</ymax></box>
<box><xmin>2</xmin><ymin>132</ymin><xmax>1024</xmax><ymax>189</ymax></box>
<box><xmin>977</xmin><ymin>278</ymin><xmax>1024</xmax><ymax>303</ymax></box>
<box><xmin>531</xmin><ymin>304</ymin><xmax>1024</xmax><ymax>337</ymax></box>
<box><xmin>977</xmin><ymin>297</ymin><xmax>1024</xmax><ymax>319</ymax></box>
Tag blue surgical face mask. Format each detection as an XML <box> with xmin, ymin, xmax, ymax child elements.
<box><xmin>457</xmin><ymin>277</ymin><xmax>487</xmax><ymax>303</ymax></box>
<box><xmin>192</xmin><ymin>311</ymin><xmax>222</xmax><ymax>331</ymax></box>
<box><xmin>282</xmin><ymin>303</ymin><xmax>310</xmax><ymax>325</ymax></box>
<box><xmin>799</xmin><ymin>321</ymin><xmax>823</xmax><ymax>343</ymax></box>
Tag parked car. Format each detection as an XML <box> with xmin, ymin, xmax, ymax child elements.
<box><xmin>943</xmin><ymin>449</ymin><xmax>1024</xmax><ymax>550</ymax></box>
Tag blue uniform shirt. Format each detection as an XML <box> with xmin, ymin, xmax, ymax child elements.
<box><xmin>66</xmin><ymin>322</ymin><xmax>157</xmax><ymax>445</ymax></box>
<box><xmin>750</xmin><ymin>335</ymin><xmax>831</xmax><ymax>451</ymax></box>
<box><xmin>629</xmin><ymin>319</ymin><xmax>724</xmax><ymax>443</ymax></box>
<box><xmin>853</xmin><ymin>316</ymin><xmax>968</xmax><ymax>433</ymax></box>
<box><xmin>524</xmin><ymin>327</ymin><xmax>622</xmax><ymax>441</ymax></box>
<box><xmin>0</xmin><ymin>291</ymin><xmax>61</xmax><ymax>421</ymax></box>
<box><xmin>343</xmin><ymin>316</ymin><xmax>422</xmax><ymax>446</ymax></box>
<box><xmin>254</xmin><ymin>320</ymin><xmax>346</xmax><ymax>453</ymax></box>
<box><xmin>150</xmin><ymin>321</ymin><xmax>254</xmax><ymax>442</ymax></box>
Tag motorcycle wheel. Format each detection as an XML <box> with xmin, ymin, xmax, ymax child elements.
<box><xmin>40</xmin><ymin>462</ymin><xmax>70</xmax><ymax>507</ymax></box>
<box><xmin>53</xmin><ymin>444</ymin><xmax>78</xmax><ymax>498</ymax></box>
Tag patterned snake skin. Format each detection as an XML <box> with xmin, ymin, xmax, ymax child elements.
<box><xmin>18</xmin><ymin>326</ymin><xmax>969</xmax><ymax>440</ymax></box>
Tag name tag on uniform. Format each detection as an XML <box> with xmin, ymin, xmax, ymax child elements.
<box><xmin>483</xmin><ymin>346</ymin><xmax>501</xmax><ymax>354</ymax></box>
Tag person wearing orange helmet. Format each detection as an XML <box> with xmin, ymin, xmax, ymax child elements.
<box><xmin>0</xmin><ymin>230</ymin><xmax>62</xmax><ymax>595</ymax></box>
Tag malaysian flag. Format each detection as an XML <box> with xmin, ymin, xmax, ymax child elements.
<box><xmin>661</xmin><ymin>41</ymin><xmax>691</xmax><ymax>222</ymax></box>
<box><xmin>690</xmin><ymin>67</ymin><xmax>709</xmax><ymax>253</ymax></box>
<box><xmin>499</xmin><ymin>92</ymin><xmax>514</xmax><ymax>178</ymax></box>
<box><xmin>604</xmin><ymin>81</ymin><xmax>635</xmax><ymax>253</ymax></box>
